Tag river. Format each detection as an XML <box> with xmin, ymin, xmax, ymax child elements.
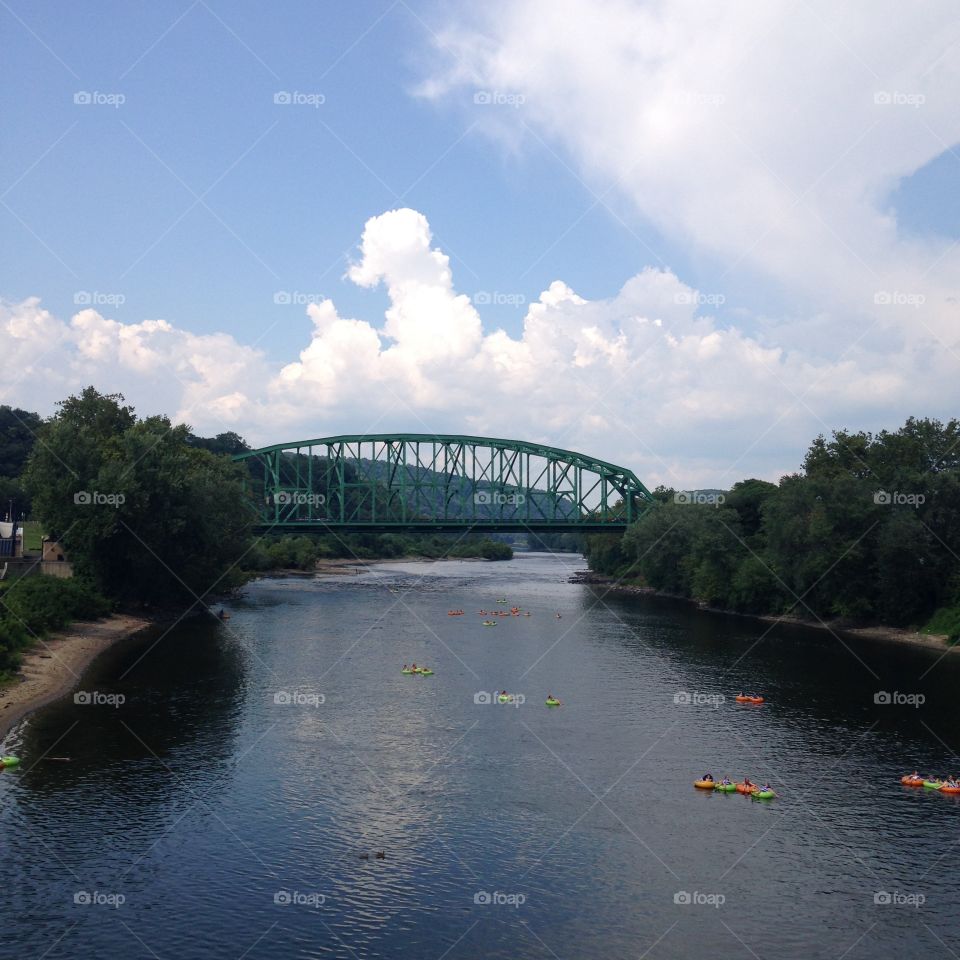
<box><xmin>1</xmin><ymin>553</ymin><xmax>958</xmax><ymax>959</ymax></box>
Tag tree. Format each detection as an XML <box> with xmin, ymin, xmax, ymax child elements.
<box><xmin>23</xmin><ymin>388</ymin><xmax>254</xmax><ymax>605</ymax></box>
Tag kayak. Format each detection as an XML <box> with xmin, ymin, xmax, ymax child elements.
<box><xmin>901</xmin><ymin>775</ymin><xmax>924</xmax><ymax>786</ymax></box>
<box><xmin>752</xmin><ymin>790</ymin><xmax>776</xmax><ymax>800</ymax></box>
<box><xmin>1</xmin><ymin>757</ymin><xmax>20</xmax><ymax>768</ymax></box>
<box><xmin>714</xmin><ymin>783</ymin><xmax>736</xmax><ymax>792</ymax></box>
<box><xmin>923</xmin><ymin>780</ymin><xmax>944</xmax><ymax>789</ymax></box>
<box><xmin>694</xmin><ymin>779</ymin><xmax>716</xmax><ymax>789</ymax></box>
<box><xmin>545</xmin><ymin>699</ymin><xmax>561</xmax><ymax>707</ymax></box>
<box><xmin>735</xmin><ymin>783</ymin><xmax>758</xmax><ymax>794</ymax></box>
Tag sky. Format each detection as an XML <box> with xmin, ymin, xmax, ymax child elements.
<box><xmin>2</xmin><ymin>0</ymin><xmax>959</xmax><ymax>489</ymax></box>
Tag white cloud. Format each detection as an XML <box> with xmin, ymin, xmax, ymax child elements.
<box><xmin>421</xmin><ymin>0</ymin><xmax>960</xmax><ymax>352</ymax></box>
<box><xmin>2</xmin><ymin>202</ymin><xmax>953</xmax><ymax>488</ymax></box>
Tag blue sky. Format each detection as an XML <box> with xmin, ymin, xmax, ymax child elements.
<box><xmin>3</xmin><ymin>0</ymin><xmax>695</xmax><ymax>356</ymax></box>
<box><xmin>2</xmin><ymin>0</ymin><xmax>958</xmax><ymax>485</ymax></box>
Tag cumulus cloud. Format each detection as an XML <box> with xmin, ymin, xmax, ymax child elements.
<box><xmin>2</xmin><ymin>204</ymin><xmax>953</xmax><ymax>488</ymax></box>
<box><xmin>421</xmin><ymin>0</ymin><xmax>960</xmax><ymax>351</ymax></box>
<box><xmin>0</xmin><ymin>296</ymin><xmax>267</xmax><ymax>434</ymax></box>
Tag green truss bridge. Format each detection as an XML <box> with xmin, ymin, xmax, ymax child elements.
<box><xmin>233</xmin><ymin>434</ymin><xmax>654</xmax><ymax>532</ymax></box>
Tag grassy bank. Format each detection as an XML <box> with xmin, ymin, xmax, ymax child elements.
<box><xmin>0</xmin><ymin>576</ymin><xmax>111</xmax><ymax>679</ymax></box>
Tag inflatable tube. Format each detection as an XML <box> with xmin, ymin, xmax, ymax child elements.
<box><xmin>713</xmin><ymin>783</ymin><xmax>736</xmax><ymax>792</ymax></box>
<box><xmin>1</xmin><ymin>757</ymin><xmax>20</xmax><ymax>768</ymax></box>
<box><xmin>752</xmin><ymin>789</ymin><xmax>776</xmax><ymax>800</ymax></box>
<box><xmin>401</xmin><ymin>669</ymin><xmax>415</xmax><ymax>674</ymax></box>
<box><xmin>420</xmin><ymin>669</ymin><xmax>434</xmax><ymax>676</ymax></box>
<box><xmin>923</xmin><ymin>780</ymin><xmax>944</xmax><ymax>789</ymax></box>
<box><xmin>735</xmin><ymin>783</ymin><xmax>758</xmax><ymax>794</ymax></box>
<box><xmin>482</xmin><ymin>621</ymin><xmax>497</xmax><ymax>627</ymax></box>
<box><xmin>939</xmin><ymin>785</ymin><xmax>960</xmax><ymax>794</ymax></box>
<box><xmin>694</xmin><ymin>779</ymin><xmax>716</xmax><ymax>789</ymax></box>
<box><xmin>498</xmin><ymin>695</ymin><xmax>512</xmax><ymax>703</ymax></box>
<box><xmin>901</xmin><ymin>775</ymin><xmax>924</xmax><ymax>786</ymax></box>
<box><xmin>545</xmin><ymin>699</ymin><xmax>561</xmax><ymax>707</ymax></box>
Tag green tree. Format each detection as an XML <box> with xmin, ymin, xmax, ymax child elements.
<box><xmin>23</xmin><ymin>388</ymin><xmax>253</xmax><ymax>605</ymax></box>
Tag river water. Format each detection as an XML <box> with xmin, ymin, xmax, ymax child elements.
<box><xmin>2</xmin><ymin>553</ymin><xmax>958</xmax><ymax>959</ymax></box>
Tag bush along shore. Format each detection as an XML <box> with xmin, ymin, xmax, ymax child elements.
<box><xmin>583</xmin><ymin>417</ymin><xmax>960</xmax><ymax>646</ymax></box>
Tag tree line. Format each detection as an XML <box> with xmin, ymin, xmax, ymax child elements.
<box><xmin>584</xmin><ymin>418</ymin><xmax>960</xmax><ymax>639</ymax></box>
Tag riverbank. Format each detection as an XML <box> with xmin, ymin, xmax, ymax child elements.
<box><xmin>572</xmin><ymin>571</ymin><xmax>955</xmax><ymax>653</ymax></box>
<box><xmin>0</xmin><ymin>614</ymin><xmax>152</xmax><ymax>741</ymax></box>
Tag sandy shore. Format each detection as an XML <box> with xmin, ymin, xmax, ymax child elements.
<box><xmin>572</xmin><ymin>572</ymin><xmax>954</xmax><ymax>653</ymax></box>
<box><xmin>0</xmin><ymin>614</ymin><xmax>152</xmax><ymax>742</ymax></box>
